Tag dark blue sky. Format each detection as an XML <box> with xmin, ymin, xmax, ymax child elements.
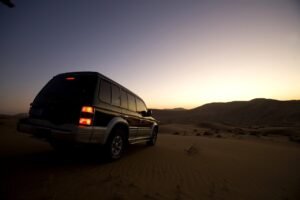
<box><xmin>1</xmin><ymin>0</ymin><xmax>300</xmax><ymax>114</ymax></box>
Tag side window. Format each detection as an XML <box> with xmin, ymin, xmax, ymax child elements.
<box><xmin>128</xmin><ymin>93</ymin><xmax>136</xmax><ymax>111</ymax></box>
<box><xmin>120</xmin><ymin>90</ymin><xmax>128</xmax><ymax>109</ymax></box>
<box><xmin>136</xmin><ymin>98</ymin><xmax>147</xmax><ymax>113</ymax></box>
<box><xmin>99</xmin><ymin>79</ymin><xmax>111</xmax><ymax>104</ymax></box>
<box><xmin>111</xmin><ymin>84</ymin><xmax>120</xmax><ymax>106</ymax></box>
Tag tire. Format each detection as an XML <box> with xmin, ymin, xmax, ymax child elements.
<box><xmin>147</xmin><ymin>128</ymin><xmax>158</xmax><ymax>146</ymax></box>
<box><xmin>105</xmin><ymin>128</ymin><xmax>125</xmax><ymax>160</ymax></box>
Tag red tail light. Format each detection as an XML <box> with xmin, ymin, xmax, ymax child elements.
<box><xmin>79</xmin><ymin>106</ymin><xmax>95</xmax><ymax>126</ymax></box>
<box><xmin>79</xmin><ymin>118</ymin><xmax>92</xmax><ymax>126</ymax></box>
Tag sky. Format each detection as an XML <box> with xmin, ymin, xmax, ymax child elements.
<box><xmin>0</xmin><ymin>0</ymin><xmax>300</xmax><ymax>114</ymax></box>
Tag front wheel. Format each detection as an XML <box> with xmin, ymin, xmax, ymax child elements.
<box><xmin>147</xmin><ymin>128</ymin><xmax>158</xmax><ymax>146</ymax></box>
<box><xmin>105</xmin><ymin>128</ymin><xmax>125</xmax><ymax>160</ymax></box>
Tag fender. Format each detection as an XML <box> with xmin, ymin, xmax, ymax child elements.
<box><xmin>150</xmin><ymin>122</ymin><xmax>159</xmax><ymax>136</ymax></box>
<box><xmin>103</xmin><ymin>117</ymin><xmax>129</xmax><ymax>143</ymax></box>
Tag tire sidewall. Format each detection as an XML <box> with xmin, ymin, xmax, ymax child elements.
<box><xmin>147</xmin><ymin>128</ymin><xmax>158</xmax><ymax>146</ymax></box>
<box><xmin>107</xmin><ymin>128</ymin><xmax>125</xmax><ymax>160</ymax></box>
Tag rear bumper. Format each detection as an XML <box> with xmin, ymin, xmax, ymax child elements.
<box><xmin>17</xmin><ymin>118</ymin><xmax>107</xmax><ymax>144</ymax></box>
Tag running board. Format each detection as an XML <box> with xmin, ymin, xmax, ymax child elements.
<box><xmin>128</xmin><ymin>137</ymin><xmax>151</xmax><ymax>144</ymax></box>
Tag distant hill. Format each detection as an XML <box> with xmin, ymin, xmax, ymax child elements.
<box><xmin>152</xmin><ymin>99</ymin><xmax>300</xmax><ymax>126</ymax></box>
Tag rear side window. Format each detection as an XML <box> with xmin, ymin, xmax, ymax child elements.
<box><xmin>33</xmin><ymin>75</ymin><xmax>97</xmax><ymax>106</ymax></box>
<box><xmin>127</xmin><ymin>94</ymin><xmax>136</xmax><ymax>111</ymax></box>
<box><xmin>111</xmin><ymin>84</ymin><xmax>120</xmax><ymax>106</ymax></box>
<box><xmin>120</xmin><ymin>90</ymin><xmax>128</xmax><ymax>109</ymax></box>
<box><xmin>99</xmin><ymin>79</ymin><xmax>111</xmax><ymax>104</ymax></box>
<box><xmin>136</xmin><ymin>98</ymin><xmax>147</xmax><ymax>112</ymax></box>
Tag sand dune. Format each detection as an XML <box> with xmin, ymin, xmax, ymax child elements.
<box><xmin>153</xmin><ymin>99</ymin><xmax>300</xmax><ymax>126</ymax></box>
<box><xmin>1</xmin><ymin>118</ymin><xmax>300</xmax><ymax>200</ymax></box>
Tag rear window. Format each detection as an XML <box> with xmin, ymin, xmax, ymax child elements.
<box><xmin>99</xmin><ymin>79</ymin><xmax>111</xmax><ymax>104</ymax></box>
<box><xmin>111</xmin><ymin>84</ymin><xmax>120</xmax><ymax>106</ymax></box>
<box><xmin>120</xmin><ymin>90</ymin><xmax>128</xmax><ymax>109</ymax></box>
<box><xmin>33</xmin><ymin>74</ymin><xmax>97</xmax><ymax>106</ymax></box>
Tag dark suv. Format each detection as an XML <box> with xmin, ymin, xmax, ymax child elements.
<box><xmin>18</xmin><ymin>72</ymin><xmax>158</xmax><ymax>160</ymax></box>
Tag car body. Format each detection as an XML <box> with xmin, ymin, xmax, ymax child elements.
<box><xmin>17</xmin><ymin>71</ymin><xmax>158</xmax><ymax>159</ymax></box>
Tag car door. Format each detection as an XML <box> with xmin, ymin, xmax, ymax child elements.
<box><xmin>136</xmin><ymin>98</ymin><xmax>152</xmax><ymax>138</ymax></box>
<box><xmin>121</xmin><ymin>91</ymin><xmax>139</xmax><ymax>139</ymax></box>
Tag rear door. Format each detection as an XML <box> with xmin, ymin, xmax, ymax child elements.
<box><xmin>120</xmin><ymin>90</ymin><xmax>137</xmax><ymax>140</ymax></box>
<box><xmin>30</xmin><ymin>74</ymin><xmax>97</xmax><ymax>125</ymax></box>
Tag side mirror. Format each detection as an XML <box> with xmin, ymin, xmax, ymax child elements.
<box><xmin>141</xmin><ymin>109</ymin><xmax>152</xmax><ymax>117</ymax></box>
<box><xmin>147</xmin><ymin>109</ymin><xmax>152</xmax><ymax>116</ymax></box>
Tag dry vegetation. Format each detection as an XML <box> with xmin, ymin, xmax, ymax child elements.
<box><xmin>159</xmin><ymin>121</ymin><xmax>300</xmax><ymax>144</ymax></box>
<box><xmin>154</xmin><ymin>99</ymin><xmax>300</xmax><ymax>144</ymax></box>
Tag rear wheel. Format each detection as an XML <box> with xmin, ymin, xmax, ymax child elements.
<box><xmin>105</xmin><ymin>128</ymin><xmax>125</xmax><ymax>160</ymax></box>
<box><xmin>147</xmin><ymin>128</ymin><xmax>158</xmax><ymax>146</ymax></box>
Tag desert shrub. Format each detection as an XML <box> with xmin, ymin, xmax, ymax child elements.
<box><xmin>196</xmin><ymin>133</ymin><xmax>201</xmax><ymax>136</ymax></box>
<box><xmin>232</xmin><ymin>128</ymin><xmax>245</xmax><ymax>135</ymax></box>
<box><xmin>193</xmin><ymin>129</ymin><xmax>198</xmax><ymax>132</ymax></box>
<box><xmin>249</xmin><ymin>131</ymin><xmax>259</xmax><ymax>137</ymax></box>
<box><xmin>173</xmin><ymin>132</ymin><xmax>179</xmax><ymax>135</ymax></box>
<box><xmin>263</xmin><ymin>128</ymin><xmax>292</xmax><ymax>136</ymax></box>
<box><xmin>216</xmin><ymin>134</ymin><xmax>222</xmax><ymax>138</ymax></box>
<box><xmin>289</xmin><ymin>136</ymin><xmax>300</xmax><ymax>143</ymax></box>
<box><xmin>261</xmin><ymin>132</ymin><xmax>268</xmax><ymax>136</ymax></box>
<box><xmin>203</xmin><ymin>131</ymin><xmax>213</xmax><ymax>136</ymax></box>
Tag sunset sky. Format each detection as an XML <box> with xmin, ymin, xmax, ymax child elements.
<box><xmin>1</xmin><ymin>0</ymin><xmax>300</xmax><ymax>114</ymax></box>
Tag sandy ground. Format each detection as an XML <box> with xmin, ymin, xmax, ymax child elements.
<box><xmin>1</xmin><ymin>119</ymin><xmax>300</xmax><ymax>200</ymax></box>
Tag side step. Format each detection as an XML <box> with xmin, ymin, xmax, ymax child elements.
<box><xmin>128</xmin><ymin>137</ymin><xmax>151</xmax><ymax>144</ymax></box>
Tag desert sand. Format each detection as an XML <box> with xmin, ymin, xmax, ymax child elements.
<box><xmin>1</xmin><ymin>117</ymin><xmax>300</xmax><ymax>200</ymax></box>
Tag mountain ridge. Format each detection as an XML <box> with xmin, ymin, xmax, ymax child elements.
<box><xmin>152</xmin><ymin>98</ymin><xmax>300</xmax><ymax>126</ymax></box>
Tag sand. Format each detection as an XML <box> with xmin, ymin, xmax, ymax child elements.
<box><xmin>1</xmin><ymin>118</ymin><xmax>300</xmax><ymax>200</ymax></box>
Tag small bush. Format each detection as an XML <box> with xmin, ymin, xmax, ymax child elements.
<box><xmin>203</xmin><ymin>131</ymin><xmax>213</xmax><ymax>136</ymax></box>
<box><xmin>289</xmin><ymin>136</ymin><xmax>300</xmax><ymax>143</ymax></box>
<box><xmin>233</xmin><ymin>128</ymin><xmax>245</xmax><ymax>135</ymax></box>
<box><xmin>249</xmin><ymin>131</ymin><xmax>259</xmax><ymax>137</ymax></box>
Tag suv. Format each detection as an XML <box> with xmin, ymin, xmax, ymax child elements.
<box><xmin>18</xmin><ymin>71</ymin><xmax>158</xmax><ymax>160</ymax></box>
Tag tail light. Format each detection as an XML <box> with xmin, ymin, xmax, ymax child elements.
<box><xmin>79</xmin><ymin>118</ymin><xmax>92</xmax><ymax>126</ymax></box>
<box><xmin>81</xmin><ymin>106</ymin><xmax>94</xmax><ymax>113</ymax></box>
<box><xmin>79</xmin><ymin>106</ymin><xmax>95</xmax><ymax>126</ymax></box>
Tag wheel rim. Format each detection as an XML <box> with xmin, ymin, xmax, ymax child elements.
<box><xmin>111</xmin><ymin>135</ymin><xmax>123</xmax><ymax>157</ymax></box>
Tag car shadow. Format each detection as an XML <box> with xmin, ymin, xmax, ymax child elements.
<box><xmin>1</xmin><ymin>142</ymin><xmax>152</xmax><ymax>171</ymax></box>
